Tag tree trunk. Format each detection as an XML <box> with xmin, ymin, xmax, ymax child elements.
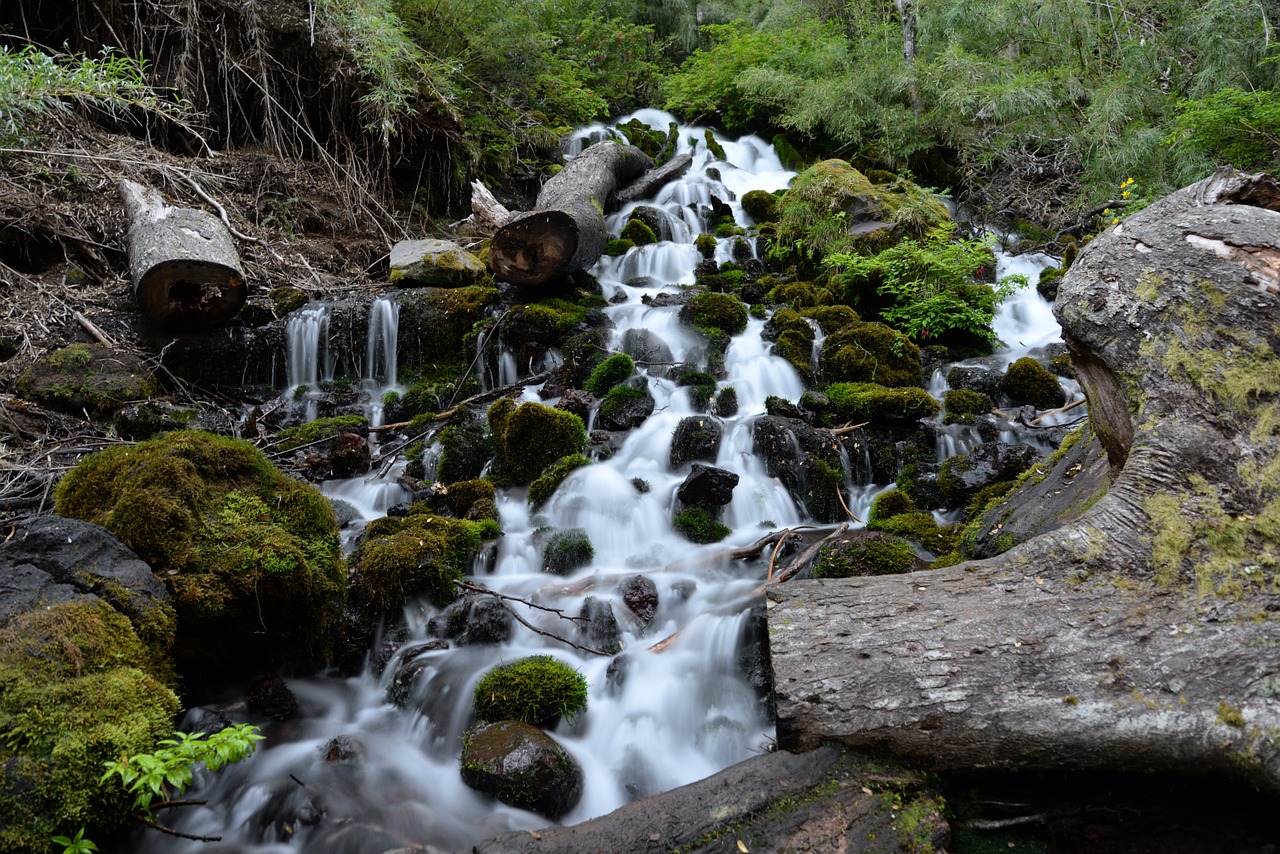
<box><xmin>770</xmin><ymin>167</ymin><xmax>1280</xmax><ymax>793</ymax></box>
<box><xmin>119</xmin><ymin>179</ymin><xmax>247</xmax><ymax>331</ymax></box>
<box><xmin>612</xmin><ymin>152</ymin><xmax>694</xmax><ymax>207</ymax></box>
<box><xmin>489</xmin><ymin>142</ymin><xmax>652</xmax><ymax>287</ymax></box>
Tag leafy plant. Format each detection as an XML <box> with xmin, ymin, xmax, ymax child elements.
<box><xmin>51</xmin><ymin>827</ymin><xmax>98</xmax><ymax>854</ymax></box>
<box><xmin>0</xmin><ymin>44</ymin><xmax>184</xmax><ymax>145</ymax></box>
<box><xmin>1169</xmin><ymin>87</ymin><xmax>1280</xmax><ymax>172</ymax></box>
<box><xmin>100</xmin><ymin>724</ymin><xmax>263</xmax><ymax>818</ymax></box>
<box><xmin>826</xmin><ymin>225</ymin><xmax>1025</xmax><ymax>342</ymax></box>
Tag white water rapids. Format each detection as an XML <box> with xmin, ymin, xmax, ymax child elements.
<box><xmin>141</xmin><ymin>112</ymin><xmax>1070</xmax><ymax>853</ymax></box>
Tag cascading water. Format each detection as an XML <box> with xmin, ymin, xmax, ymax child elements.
<box><xmin>286</xmin><ymin>304</ymin><xmax>334</xmax><ymax>422</ymax></box>
<box><xmin>148</xmin><ymin>111</ymin><xmax>1076</xmax><ymax>854</ymax></box>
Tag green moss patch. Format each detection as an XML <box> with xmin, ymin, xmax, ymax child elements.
<box><xmin>529</xmin><ymin>454</ymin><xmax>590</xmax><ymax>509</ymax></box>
<box><xmin>488</xmin><ymin>399</ymin><xmax>587</xmax><ymax>485</ymax></box>
<box><xmin>54</xmin><ymin>430</ymin><xmax>344</xmax><ymax>677</ymax></box>
<box><xmin>813</xmin><ymin>532</ymin><xmax>923</xmax><ymax>578</ymax></box>
<box><xmin>687</xmin><ymin>292</ymin><xmax>749</xmax><ymax>336</ymax></box>
<box><xmin>943</xmin><ymin>388</ymin><xmax>994</xmax><ymax>424</ymax></box>
<box><xmin>17</xmin><ymin>343</ymin><xmax>158</xmax><ymax>418</ymax></box>
<box><xmin>472</xmin><ymin>654</ymin><xmax>588</xmax><ymax>727</ymax></box>
<box><xmin>826</xmin><ymin>382</ymin><xmax>939</xmax><ymax>422</ymax></box>
<box><xmin>584</xmin><ymin>353</ymin><xmax>635</xmax><ymax>395</ymax></box>
<box><xmin>673</xmin><ymin>507</ymin><xmax>731</xmax><ymax>544</ymax></box>
<box><xmin>1003</xmin><ymin>357</ymin><xmax>1067</xmax><ymax>410</ymax></box>
<box><xmin>351</xmin><ymin>512</ymin><xmax>493</xmax><ymax>611</ymax></box>
<box><xmin>821</xmin><ymin>321</ymin><xmax>922</xmax><ymax>388</ymax></box>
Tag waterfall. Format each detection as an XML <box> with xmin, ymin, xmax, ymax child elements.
<box><xmin>286</xmin><ymin>304</ymin><xmax>332</xmax><ymax>422</ymax></box>
<box><xmin>148</xmin><ymin>110</ymin><xmax>1074</xmax><ymax>854</ymax></box>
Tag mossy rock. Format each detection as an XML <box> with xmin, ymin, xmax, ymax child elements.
<box><xmin>768</xmin><ymin>280</ymin><xmax>834</xmax><ymax>308</ymax></box>
<box><xmin>604</xmin><ymin>238</ymin><xmax>635</xmax><ymax>257</ymax></box>
<box><xmin>672</xmin><ymin>506</ymin><xmax>731</xmax><ymax>544</ymax></box>
<box><xmin>772</xmin><ymin>133</ymin><xmax>806</xmax><ymax>171</ymax></box>
<box><xmin>694</xmin><ymin>232</ymin><xmax>717</xmax><ymax>258</ymax></box>
<box><xmin>397</xmin><ymin>285</ymin><xmax>500</xmax><ymax>365</ymax></box>
<box><xmin>867</xmin><ymin>488</ymin><xmax>917</xmax><ymax>525</ymax></box>
<box><xmin>1003</xmin><ymin>356</ymin><xmax>1067</xmax><ymax>410</ymax></box>
<box><xmin>53</xmin><ymin>430</ymin><xmax>344</xmax><ymax>677</ymax></box>
<box><xmin>821</xmin><ymin>321</ymin><xmax>922</xmax><ymax>388</ymax></box>
<box><xmin>389</xmin><ymin>238</ymin><xmax>488</xmax><ymax>288</ymax></box>
<box><xmin>803</xmin><ymin>304</ymin><xmax>860</xmax><ymax>334</ymax></box>
<box><xmin>776</xmin><ymin>160</ymin><xmax>950</xmax><ymax>262</ymax></box>
<box><xmin>488</xmin><ymin>399</ymin><xmax>587</xmax><ymax>485</ymax></box>
<box><xmin>270</xmin><ymin>286</ymin><xmax>309</xmax><ymax>316</ymax></box>
<box><xmin>502</xmin><ymin>299</ymin><xmax>591</xmax><ymax>368</ymax></box>
<box><xmin>0</xmin><ymin>600</ymin><xmax>180</xmax><ymax>853</ymax></box>
<box><xmin>826</xmin><ymin>382</ymin><xmax>940</xmax><ymax>422</ymax></box>
<box><xmin>867</xmin><ymin>511</ymin><xmax>960</xmax><ymax>555</ymax></box>
<box><xmin>768</xmin><ymin>306</ymin><xmax>815</xmax><ymax>339</ymax></box>
<box><xmin>275</xmin><ymin>415</ymin><xmax>370</xmax><ymax>450</ymax></box>
<box><xmin>541</xmin><ymin>528</ymin><xmax>595</xmax><ymax>575</ymax></box>
<box><xmin>350</xmin><ymin>512</ymin><xmax>493</xmax><ymax>611</ymax></box>
<box><xmin>528</xmin><ymin>453</ymin><xmax>589</xmax><ymax>509</ymax></box>
<box><xmin>620</xmin><ymin>218</ymin><xmax>658</xmax><ymax>246</ymax></box>
<box><xmin>460</xmin><ymin>720</ymin><xmax>584</xmax><ymax>821</ymax></box>
<box><xmin>686</xmin><ymin>292</ymin><xmax>748</xmax><ymax>336</ymax></box>
<box><xmin>472</xmin><ymin>654</ymin><xmax>588</xmax><ymax>728</ymax></box>
<box><xmin>437</xmin><ymin>414</ymin><xmax>492</xmax><ymax>484</ymax></box>
<box><xmin>435</xmin><ymin>478</ymin><xmax>499</xmax><ymax>523</ymax></box>
<box><xmin>742</xmin><ymin>189</ymin><xmax>779</xmax><ymax>223</ymax></box>
<box><xmin>583</xmin><ymin>353</ymin><xmax>635</xmax><ymax>395</ymax></box>
<box><xmin>812</xmin><ymin>530</ymin><xmax>926</xmax><ymax>578</ymax></box>
<box><xmin>773</xmin><ymin>329</ymin><xmax>816</xmax><ymax>381</ymax></box>
<box><xmin>16</xmin><ymin>343</ymin><xmax>158</xmax><ymax>418</ymax></box>
<box><xmin>943</xmin><ymin>388</ymin><xmax>994</xmax><ymax>425</ymax></box>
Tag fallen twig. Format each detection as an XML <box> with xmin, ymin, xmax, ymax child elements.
<box><xmin>453</xmin><ymin>579</ymin><xmax>609</xmax><ymax>656</ymax></box>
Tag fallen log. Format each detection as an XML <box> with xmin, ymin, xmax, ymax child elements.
<box><xmin>488</xmin><ymin>141</ymin><xmax>651</xmax><ymax>287</ymax></box>
<box><xmin>611</xmin><ymin>152</ymin><xmax>693</xmax><ymax>207</ymax></box>
<box><xmin>119</xmin><ymin>179</ymin><xmax>247</xmax><ymax>331</ymax></box>
<box><xmin>770</xmin><ymin>167</ymin><xmax>1280</xmax><ymax>793</ymax></box>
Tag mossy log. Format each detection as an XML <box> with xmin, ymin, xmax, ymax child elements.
<box><xmin>770</xmin><ymin>167</ymin><xmax>1280</xmax><ymax>792</ymax></box>
<box><xmin>119</xmin><ymin>179</ymin><xmax>247</xmax><ymax>330</ymax></box>
<box><xmin>612</xmin><ymin>152</ymin><xmax>693</xmax><ymax>206</ymax></box>
<box><xmin>489</xmin><ymin>141</ymin><xmax>652</xmax><ymax>287</ymax></box>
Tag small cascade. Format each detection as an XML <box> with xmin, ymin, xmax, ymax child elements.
<box><xmin>364</xmin><ymin>296</ymin><xmax>399</xmax><ymax>391</ymax></box>
<box><xmin>286</xmin><ymin>304</ymin><xmax>333</xmax><ymax>421</ymax></box>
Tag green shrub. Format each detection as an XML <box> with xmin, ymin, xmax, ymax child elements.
<box><xmin>1170</xmin><ymin>87</ymin><xmax>1280</xmax><ymax>173</ymax></box>
<box><xmin>472</xmin><ymin>655</ymin><xmax>588</xmax><ymax>727</ymax></box>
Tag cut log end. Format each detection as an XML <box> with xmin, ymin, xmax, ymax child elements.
<box><xmin>137</xmin><ymin>261</ymin><xmax>247</xmax><ymax>331</ymax></box>
<box><xmin>490</xmin><ymin>211</ymin><xmax>579</xmax><ymax>287</ymax></box>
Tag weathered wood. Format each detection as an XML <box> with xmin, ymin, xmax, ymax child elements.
<box><xmin>465</xmin><ymin>180</ymin><xmax>516</xmax><ymax>236</ymax></box>
<box><xmin>612</xmin><ymin>152</ymin><xmax>694</xmax><ymax>207</ymax></box>
<box><xmin>770</xmin><ymin>167</ymin><xmax>1280</xmax><ymax>793</ymax></box>
<box><xmin>489</xmin><ymin>141</ymin><xmax>652</xmax><ymax>287</ymax></box>
<box><xmin>119</xmin><ymin>179</ymin><xmax>247</xmax><ymax>331</ymax></box>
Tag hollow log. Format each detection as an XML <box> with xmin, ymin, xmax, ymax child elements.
<box><xmin>119</xmin><ymin>179</ymin><xmax>247</xmax><ymax>331</ymax></box>
<box><xmin>769</xmin><ymin>167</ymin><xmax>1280</xmax><ymax>792</ymax></box>
<box><xmin>489</xmin><ymin>141</ymin><xmax>652</xmax><ymax>287</ymax></box>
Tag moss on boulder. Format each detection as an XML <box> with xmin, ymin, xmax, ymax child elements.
<box><xmin>620</xmin><ymin>218</ymin><xmax>658</xmax><ymax>246</ymax></box>
<box><xmin>53</xmin><ymin>430</ymin><xmax>344</xmax><ymax>677</ymax></box>
<box><xmin>583</xmin><ymin>353</ymin><xmax>635</xmax><ymax>395</ymax></box>
<box><xmin>350</xmin><ymin>511</ymin><xmax>493</xmax><ymax>611</ymax></box>
<box><xmin>943</xmin><ymin>387</ymin><xmax>994</xmax><ymax>425</ymax></box>
<box><xmin>488</xmin><ymin>399</ymin><xmax>587</xmax><ymax>485</ymax></box>
<box><xmin>821</xmin><ymin>321</ymin><xmax>922</xmax><ymax>387</ymax></box>
<box><xmin>826</xmin><ymin>382</ymin><xmax>940</xmax><ymax>423</ymax></box>
<box><xmin>0</xmin><ymin>600</ymin><xmax>180</xmax><ymax>853</ymax></box>
<box><xmin>742</xmin><ymin>189</ymin><xmax>779</xmax><ymax>223</ymax></box>
<box><xmin>472</xmin><ymin>654</ymin><xmax>588</xmax><ymax>728</ymax></box>
<box><xmin>17</xmin><ymin>343</ymin><xmax>158</xmax><ymax>418</ymax></box>
<box><xmin>686</xmin><ymin>292</ymin><xmax>748</xmax><ymax>336</ymax></box>
<box><xmin>672</xmin><ymin>506</ymin><xmax>731</xmax><ymax>544</ymax></box>
<box><xmin>812</xmin><ymin>530</ymin><xmax>926</xmax><ymax>578</ymax></box>
<box><xmin>529</xmin><ymin>453</ymin><xmax>589</xmax><ymax>509</ymax></box>
<box><xmin>1003</xmin><ymin>356</ymin><xmax>1068</xmax><ymax>409</ymax></box>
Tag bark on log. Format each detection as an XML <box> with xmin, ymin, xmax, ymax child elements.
<box><xmin>489</xmin><ymin>141</ymin><xmax>652</xmax><ymax>287</ymax></box>
<box><xmin>612</xmin><ymin>152</ymin><xmax>694</xmax><ymax>207</ymax></box>
<box><xmin>770</xmin><ymin>167</ymin><xmax>1280</xmax><ymax>792</ymax></box>
<box><xmin>119</xmin><ymin>179</ymin><xmax>247</xmax><ymax>331</ymax></box>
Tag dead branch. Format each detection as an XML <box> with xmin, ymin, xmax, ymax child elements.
<box><xmin>453</xmin><ymin>579</ymin><xmax>610</xmax><ymax>657</ymax></box>
<box><xmin>770</xmin><ymin>523</ymin><xmax>850</xmax><ymax>584</ymax></box>
<box><xmin>73</xmin><ymin>311</ymin><xmax>114</xmax><ymax>346</ymax></box>
<box><xmin>1029</xmin><ymin>396</ymin><xmax>1087</xmax><ymax>425</ymax></box>
<box><xmin>133</xmin><ymin>814</ymin><xmax>221</xmax><ymax>842</ymax></box>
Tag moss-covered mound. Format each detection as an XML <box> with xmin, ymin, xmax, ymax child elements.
<box><xmin>488</xmin><ymin>399</ymin><xmax>587</xmax><ymax>485</ymax></box>
<box><xmin>812</xmin><ymin>531</ymin><xmax>926</xmax><ymax>578</ymax></box>
<box><xmin>826</xmin><ymin>382</ymin><xmax>940</xmax><ymax>423</ymax></box>
<box><xmin>621</xmin><ymin>217</ymin><xmax>658</xmax><ymax>246</ymax></box>
<box><xmin>16</xmin><ymin>343</ymin><xmax>158</xmax><ymax>418</ymax></box>
<box><xmin>529</xmin><ymin>453</ymin><xmax>589</xmax><ymax>508</ymax></box>
<box><xmin>776</xmin><ymin>160</ymin><xmax>951</xmax><ymax>262</ymax></box>
<box><xmin>472</xmin><ymin>654</ymin><xmax>588</xmax><ymax>728</ymax></box>
<box><xmin>943</xmin><ymin>387</ymin><xmax>994</xmax><ymax>424</ymax></box>
<box><xmin>350</xmin><ymin>511</ymin><xmax>494</xmax><ymax>611</ymax></box>
<box><xmin>742</xmin><ymin>189</ymin><xmax>780</xmax><ymax>223</ymax></box>
<box><xmin>0</xmin><ymin>600</ymin><xmax>180</xmax><ymax>853</ymax></box>
<box><xmin>672</xmin><ymin>506</ymin><xmax>732</xmax><ymax>544</ymax></box>
<box><xmin>821</xmin><ymin>321</ymin><xmax>922</xmax><ymax>388</ymax></box>
<box><xmin>867</xmin><ymin>488</ymin><xmax>917</xmax><ymax>525</ymax></box>
<box><xmin>804</xmin><ymin>304</ymin><xmax>859</xmax><ymax>334</ymax></box>
<box><xmin>1003</xmin><ymin>356</ymin><xmax>1068</xmax><ymax>409</ymax></box>
<box><xmin>686</xmin><ymin>292</ymin><xmax>748</xmax><ymax>336</ymax></box>
<box><xmin>584</xmin><ymin>353</ymin><xmax>635</xmax><ymax>395</ymax></box>
<box><xmin>53</xmin><ymin>430</ymin><xmax>344</xmax><ymax>677</ymax></box>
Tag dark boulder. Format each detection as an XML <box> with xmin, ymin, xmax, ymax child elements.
<box><xmin>578</xmin><ymin>596</ymin><xmax>622</xmax><ymax>655</ymax></box>
<box><xmin>620</xmin><ymin>328</ymin><xmax>674</xmax><ymax>373</ymax></box>
<box><xmin>938</xmin><ymin>441</ymin><xmax>1043</xmax><ymax>506</ymax></box>
<box><xmin>753</xmin><ymin>415</ymin><xmax>846</xmax><ymax>522</ymax></box>
<box><xmin>675</xmin><ymin>463</ymin><xmax>740</xmax><ymax>509</ymax></box>
<box><xmin>541</xmin><ymin>528</ymin><xmax>595</xmax><ymax>575</ymax></box>
<box><xmin>460</xmin><ymin>720</ymin><xmax>584</xmax><ymax>821</ymax></box>
<box><xmin>669</xmin><ymin>415</ymin><xmax>723</xmax><ymax>469</ymax></box>
<box><xmin>620</xmin><ymin>574</ymin><xmax>659</xmax><ymax>625</ymax></box>
<box><xmin>245</xmin><ymin>674</ymin><xmax>299</xmax><ymax>721</ymax></box>
<box><xmin>429</xmin><ymin>595</ymin><xmax>513</xmax><ymax>646</ymax></box>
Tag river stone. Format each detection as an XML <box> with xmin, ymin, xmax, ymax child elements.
<box><xmin>675</xmin><ymin>463</ymin><xmax>739</xmax><ymax>509</ymax></box>
<box><xmin>620</xmin><ymin>574</ymin><xmax>658</xmax><ymax>624</ymax></box>
<box><xmin>596</xmin><ymin>380</ymin><xmax>655</xmax><ymax>431</ymax></box>
<box><xmin>460</xmin><ymin>721</ymin><xmax>584</xmax><ymax>821</ymax></box>
<box><xmin>621</xmin><ymin>328</ymin><xmax>674</xmax><ymax>371</ymax></box>
<box><xmin>939</xmin><ymin>440</ymin><xmax>1043</xmax><ymax>506</ymax></box>
<box><xmin>389</xmin><ymin>238</ymin><xmax>487</xmax><ymax>287</ymax></box>
<box><xmin>669</xmin><ymin>415</ymin><xmax>723</xmax><ymax>468</ymax></box>
<box><xmin>752</xmin><ymin>415</ymin><xmax>846</xmax><ymax>523</ymax></box>
<box><xmin>0</xmin><ymin>515</ymin><xmax>170</xmax><ymax>628</ymax></box>
<box><xmin>429</xmin><ymin>594</ymin><xmax>513</xmax><ymax>646</ymax></box>
<box><xmin>578</xmin><ymin>596</ymin><xmax>622</xmax><ymax>655</ymax></box>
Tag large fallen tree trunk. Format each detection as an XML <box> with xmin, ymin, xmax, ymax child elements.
<box><xmin>119</xmin><ymin>179</ymin><xmax>247</xmax><ymax>331</ymax></box>
<box><xmin>488</xmin><ymin>141</ymin><xmax>651</xmax><ymax>287</ymax></box>
<box><xmin>769</xmin><ymin>167</ymin><xmax>1280</xmax><ymax>793</ymax></box>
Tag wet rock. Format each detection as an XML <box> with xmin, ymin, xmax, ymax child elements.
<box><xmin>620</xmin><ymin>328</ymin><xmax>674</xmax><ymax>372</ymax></box>
<box><xmin>554</xmin><ymin>388</ymin><xmax>595</xmax><ymax>421</ymax></box>
<box><xmin>675</xmin><ymin>463</ymin><xmax>740</xmax><ymax>509</ymax></box>
<box><xmin>939</xmin><ymin>441</ymin><xmax>1044</xmax><ymax>506</ymax></box>
<box><xmin>460</xmin><ymin>721</ymin><xmax>584</xmax><ymax>821</ymax></box>
<box><xmin>386</xmin><ymin>640</ymin><xmax>450</xmax><ymax>707</ymax></box>
<box><xmin>669</xmin><ymin>415</ymin><xmax>723</xmax><ymax>468</ymax></box>
<box><xmin>945</xmin><ymin>364</ymin><xmax>1003</xmax><ymax>399</ymax></box>
<box><xmin>428</xmin><ymin>595</ymin><xmax>513</xmax><ymax>646</ymax></box>
<box><xmin>737</xmin><ymin>603</ymin><xmax>775</xmax><ymax>722</ymax></box>
<box><xmin>321</xmin><ymin>734</ymin><xmax>363</xmax><ymax>763</ymax></box>
<box><xmin>620</xmin><ymin>574</ymin><xmax>659</xmax><ymax>624</ymax></box>
<box><xmin>753</xmin><ymin>415</ymin><xmax>846</xmax><ymax>523</ymax></box>
<box><xmin>628</xmin><ymin>205</ymin><xmax>671</xmax><ymax>242</ymax></box>
<box><xmin>641</xmin><ymin>291</ymin><xmax>689</xmax><ymax>308</ymax></box>
<box><xmin>578</xmin><ymin>596</ymin><xmax>622</xmax><ymax>655</ymax></box>
<box><xmin>541</xmin><ymin>528</ymin><xmax>595</xmax><ymax>575</ymax></box>
<box><xmin>245</xmin><ymin>674</ymin><xmax>299</xmax><ymax>721</ymax></box>
<box><xmin>604</xmin><ymin>654</ymin><xmax>631</xmax><ymax>694</ymax></box>
<box><xmin>113</xmin><ymin>399</ymin><xmax>198</xmax><ymax>440</ymax></box>
<box><xmin>596</xmin><ymin>379</ymin><xmax>655</xmax><ymax>431</ymax></box>
<box><xmin>435</xmin><ymin>414</ymin><xmax>490</xmax><ymax>484</ymax></box>
<box><xmin>389</xmin><ymin>238</ymin><xmax>488</xmax><ymax>287</ymax></box>
<box><xmin>328</xmin><ymin>432</ymin><xmax>371</xmax><ymax>478</ymax></box>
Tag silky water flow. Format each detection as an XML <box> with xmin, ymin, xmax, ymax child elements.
<box><xmin>142</xmin><ymin>112</ymin><xmax>1073</xmax><ymax>853</ymax></box>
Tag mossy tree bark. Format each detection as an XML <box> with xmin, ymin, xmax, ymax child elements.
<box><xmin>488</xmin><ymin>141</ymin><xmax>652</xmax><ymax>287</ymax></box>
<box><xmin>770</xmin><ymin>167</ymin><xmax>1280</xmax><ymax>792</ymax></box>
<box><xmin>119</xmin><ymin>179</ymin><xmax>247</xmax><ymax>331</ymax></box>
